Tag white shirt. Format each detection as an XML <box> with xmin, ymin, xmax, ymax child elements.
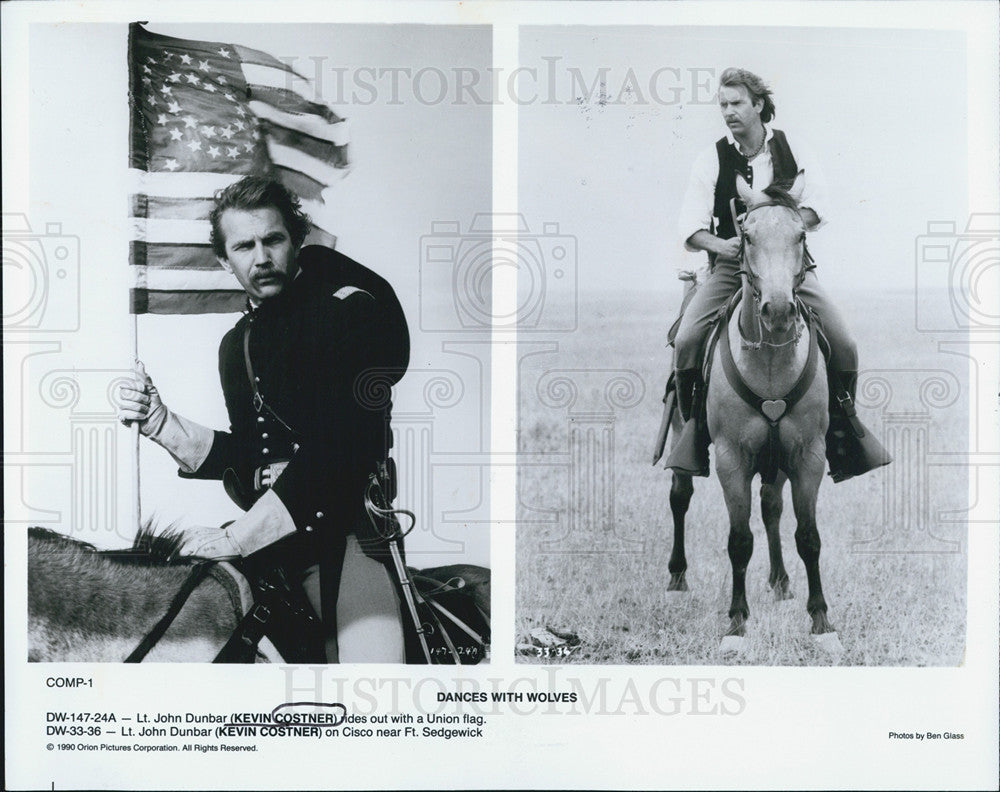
<box><xmin>676</xmin><ymin>126</ymin><xmax>829</xmax><ymax>258</ymax></box>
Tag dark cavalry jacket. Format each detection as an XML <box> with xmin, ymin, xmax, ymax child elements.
<box><xmin>180</xmin><ymin>245</ymin><xmax>409</xmax><ymax>620</ymax></box>
<box><xmin>712</xmin><ymin>128</ymin><xmax>799</xmax><ymax>241</ymax></box>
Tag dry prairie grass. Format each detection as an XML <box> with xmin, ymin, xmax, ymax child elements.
<box><xmin>516</xmin><ymin>289</ymin><xmax>968</xmax><ymax>666</ymax></box>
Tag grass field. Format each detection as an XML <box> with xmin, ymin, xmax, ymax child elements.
<box><xmin>516</xmin><ymin>288</ymin><xmax>968</xmax><ymax>666</ymax></box>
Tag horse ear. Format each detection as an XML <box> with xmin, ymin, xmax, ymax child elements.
<box><xmin>735</xmin><ymin>173</ymin><xmax>754</xmax><ymax>205</ymax></box>
<box><xmin>736</xmin><ymin>173</ymin><xmax>766</xmax><ymax>208</ymax></box>
<box><xmin>788</xmin><ymin>169</ymin><xmax>806</xmax><ymax>203</ymax></box>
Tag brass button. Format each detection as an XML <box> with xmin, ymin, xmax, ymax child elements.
<box><xmin>262</xmin><ymin>448</ymin><xmax>269</xmax><ymax>454</ymax></box>
<box><xmin>315</xmin><ymin>511</ymin><xmax>324</xmax><ymax>519</ymax></box>
<box><xmin>304</xmin><ymin>525</ymin><xmax>313</xmax><ymax>532</ymax></box>
<box><xmin>257</xmin><ymin>416</ymin><xmax>265</xmax><ymax>423</ymax></box>
<box><xmin>261</xmin><ymin>432</ymin><xmax>269</xmax><ymax>439</ymax></box>
<box><xmin>292</xmin><ymin>443</ymin><xmax>300</xmax><ymax>452</ymax></box>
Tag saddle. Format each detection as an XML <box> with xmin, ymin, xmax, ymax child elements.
<box><xmin>652</xmin><ymin>285</ymin><xmax>832</xmax><ymax>478</ymax></box>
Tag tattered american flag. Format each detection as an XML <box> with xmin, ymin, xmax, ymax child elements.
<box><xmin>128</xmin><ymin>23</ymin><xmax>349</xmax><ymax>314</ymax></box>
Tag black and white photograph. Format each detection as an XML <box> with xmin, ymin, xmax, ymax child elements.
<box><xmin>4</xmin><ymin>2</ymin><xmax>998</xmax><ymax>791</ymax></box>
<box><xmin>15</xmin><ymin>21</ymin><xmax>492</xmax><ymax>669</ymax></box>
<box><xmin>516</xmin><ymin>24</ymin><xmax>981</xmax><ymax>666</ymax></box>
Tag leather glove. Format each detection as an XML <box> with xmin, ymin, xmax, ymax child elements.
<box><xmin>176</xmin><ymin>524</ymin><xmax>240</xmax><ymax>560</ymax></box>
<box><xmin>118</xmin><ymin>361</ymin><xmax>167</xmax><ymax>437</ymax></box>
<box><xmin>118</xmin><ymin>360</ymin><xmax>214</xmax><ymax>473</ymax></box>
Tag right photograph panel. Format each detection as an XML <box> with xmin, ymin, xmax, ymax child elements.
<box><xmin>516</xmin><ymin>25</ymin><xmax>972</xmax><ymax>666</ymax></box>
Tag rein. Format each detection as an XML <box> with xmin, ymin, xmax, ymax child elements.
<box><xmin>732</xmin><ymin>199</ymin><xmax>816</xmax><ymax>350</ymax></box>
<box><xmin>125</xmin><ymin>562</ymin><xmax>217</xmax><ymax>662</ymax></box>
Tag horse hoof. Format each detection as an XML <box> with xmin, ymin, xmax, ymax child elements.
<box><xmin>719</xmin><ymin>635</ymin><xmax>746</xmax><ymax>656</ymax></box>
<box><xmin>667</xmin><ymin>576</ymin><xmax>689</xmax><ymax>592</ymax></box>
<box><xmin>812</xmin><ymin>631</ymin><xmax>844</xmax><ymax>657</ymax></box>
<box><xmin>773</xmin><ymin>586</ymin><xmax>794</xmax><ymax>602</ymax></box>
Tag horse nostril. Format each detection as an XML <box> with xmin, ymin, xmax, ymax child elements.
<box><xmin>760</xmin><ymin>302</ymin><xmax>772</xmax><ymax>319</ymax></box>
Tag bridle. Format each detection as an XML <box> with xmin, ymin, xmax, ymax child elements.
<box><xmin>734</xmin><ymin>201</ymin><xmax>816</xmax><ymax>349</ymax></box>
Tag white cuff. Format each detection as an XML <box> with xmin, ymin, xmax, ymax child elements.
<box><xmin>149</xmin><ymin>410</ymin><xmax>215</xmax><ymax>474</ymax></box>
<box><xmin>226</xmin><ymin>488</ymin><xmax>297</xmax><ymax>556</ymax></box>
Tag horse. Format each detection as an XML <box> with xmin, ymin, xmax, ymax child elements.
<box><xmin>662</xmin><ymin>172</ymin><xmax>842</xmax><ymax>656</ymax></box>
<box><xmin>27</xmin><ymin>525</ymin><xmax>491</xmax><ymax>663</ymax></box>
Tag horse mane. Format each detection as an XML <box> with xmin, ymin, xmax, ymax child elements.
<box><xmin>27</xmin><ymin>521</ymin><xmax>193</xmax><ymax>566</ymax></box>
<box><xmin>760</xmin><ymin>183</ymin><xmax>801</xmax><ymax>212</ymax></box>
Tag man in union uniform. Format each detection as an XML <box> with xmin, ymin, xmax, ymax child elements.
<box><xmin>120</xmin><ymin>176</ymin><xmax>410</xmax><ymax>662</ymax></box>
<box><xmin>667</xmin><ymin>66</ymin><xmax>889</xmax><ymax>481</ymax></box>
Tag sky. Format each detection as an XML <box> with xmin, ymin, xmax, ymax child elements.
<box><xmin>519</xmin><ymin>25</ymin><xmax>969</xmax><ymax>300</ymax></box>
<box><xmin>17</xmin><ymin>22</ymin><xmax>493</xmax><ymax>565</ymax></box>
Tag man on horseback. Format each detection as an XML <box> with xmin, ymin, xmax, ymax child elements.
<box><xmin>119</xmin><ymin>176</ymin><xmax>410</xmax><ymax>663</ymax></box>
<box><xmin>666</xmin><ymin>66</ymin><xmax>886</xmax><ymax>483</ymax></box>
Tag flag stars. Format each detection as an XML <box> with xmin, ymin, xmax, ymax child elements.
<box><xmin>146</xmin><ymin>94</ymin><xmax>158</xmax><ymax>106</ymax></box>
<box><xmin>226</xmin><ymin>146</ymin><xmax>240</xmax><ymax>159</ymax></box>
<box><xmin>163</xmin><ymin>158</ymin><xmax>179</xmax><ymax>171</ymax></box>
<box><xmin>179</xmin><ymin>53</ymin><xmax>192</xmax><ymax>65</ymax></box>
<box><xmin>159</xmin><ymin>84</ymin><xmax>173</xmax><ymax>96</ymax></box>
<box><xmin>235</xmin><ymin>105</ymin><xmax>247</xmax><ymax>117</ymax></box>
<box><xmin>218</xmin><ymin>76</ymin><xmax>228</xmax><ymax>85</ymax></box>
<box><xmin>141</xmin><ymin>75</ymin><xmax>152</xmax><ymax>85</ymax></box>
<box><xmin>218</xmin><ymin>48</ymin><xmax>231</xmax><ymax>58</ymax></box>
<box><xmin>203</xmin><ymin>83</ymin><xmax>217</xmax><ymax>93</ymax></box>
<box><xmin>234</xmin><ymin>119</ymin><xmax>245</xmax><ymax>131</ymax></box>
<box><xmin>168</xmin><ymin>72</ymin><xmax>182</xmax><ymax>83</ymax></box>
<box><xmin>186</xmin><ymin>139</ymin><xmax>202</xmax><ymax>153</ymax></box>
<box><xmin>223</xmin><ymin>92</ymin><xmax>235</xmax><ymax>102</ymax></box>
<box><xmin>167</xmin><ymin>100</ymin><xmax>182</xmax><ymax>114</ymax></box>
<box><xmin>168</xmin><ymin>127</ymin><xmax>183</xmax><ymax>141</ymax></box>
<box><xmin>207</xmin><ymin>145</ymin><xmax>221</xmax><ymax>159</ymax></box>
<box><xmin>220</xmin><ymin>125</ymin><xmax>235</xmax><ymax>139</ymax></box>
<box><xmin>157</xmin><ymin>113</ymin><xmax>170</xmax><ymax>125</ymax></box>
<box><xmin>198</xmin><ymin>60</ymin><xmax>212</xmax><ymax>72</ymax></box>
<box><xmin>183</xmin><ymin>116</ymin><xmax>198</xmax><ymax>129</ymax></box>
<box><xmin>142</xmin><ymin>65</ymin><xmax>152</xmax><ymax>74</ymax></box>
<box><xmin>201</xmin><ymin>126</ymin><xmax>216</xmax><ymax>138</ymax></box>
<box><xmin>185</xmin><ymin>73</ymin><xmax>201</xmax><ymax>86</ymax></box>
<box><xmin>243</xmin><ymin>141</ymin><xmax>254</xmax><ymax>153</ymax></box>
<box><xmin>146</xmin><ymin>56</ymin><xmax>157</xmax><ymax>65</ymax></box>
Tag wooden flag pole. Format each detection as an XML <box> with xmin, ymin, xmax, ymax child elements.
<box><xmin>131</xmin><ymin>311</ymin><xmax>142</xmax><ymax>535</ymax></box>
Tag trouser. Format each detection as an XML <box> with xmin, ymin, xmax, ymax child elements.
<box><xmin>301</xmin><ymin>534</ymin><xmax>405</xmax><ymax>663</ymax></box>
<box><xmin>672</xmin><ymin>258</ymin><xmax>858</xmax><ymax>374</ymax></box>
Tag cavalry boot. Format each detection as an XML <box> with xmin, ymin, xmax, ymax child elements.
<box><xmin>665</xmin><ymin>368</ymin><xmax>710</xmax><ymax>477</ymax></box>
<box><xmin>825</xmin><ymin>370</ymin><xmax>892</xmax><ymax>483</ymax></box>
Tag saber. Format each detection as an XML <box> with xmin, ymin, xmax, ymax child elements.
<box><xmin>364</xmin><ymin>475</ymin><xmax>436</xmax><ymax>664</ymax></box>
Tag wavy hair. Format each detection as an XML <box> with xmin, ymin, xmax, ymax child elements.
<box><xmin>719</xmin><ymin>67</ymin><xmax>776</xmax><ymax>124</ymax></box>
<box><xmin>209</xmin><ymin>176</ymin><xmax>312</xmax><ymax>258</ymax></box>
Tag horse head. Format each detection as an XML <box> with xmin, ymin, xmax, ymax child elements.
<box><xmin>735</xmin><ymin>171</ymin><xmax>809</xmax><ymax>336</ymax></box>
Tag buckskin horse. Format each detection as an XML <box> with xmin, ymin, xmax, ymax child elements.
<box><xmin>27</xmin><ymin>525</ymin><xmax>490</xmax><ymax>663</ymax></box>
<box><xmin>659</xmin><ymin>172</ymin><xmax>843</xmax><ymax>656</ymax></box>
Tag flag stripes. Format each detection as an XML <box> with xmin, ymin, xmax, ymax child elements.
<box><xmin>128</xmin><ymin>23</ymin><xmax>350</xmax><ymax>314</ymax></box>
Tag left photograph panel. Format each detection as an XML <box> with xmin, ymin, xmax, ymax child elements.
<box><xmin>9</xmin><ymin>22</ymin><xmax>492</xmax><ymax>664</ymax></box>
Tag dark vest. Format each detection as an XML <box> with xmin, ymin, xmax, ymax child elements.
<box><xmin>712</xmin><ymin>128</ymin><xmax>798</xmax><ymax>240</ymax></box>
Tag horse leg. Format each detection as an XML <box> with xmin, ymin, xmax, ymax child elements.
<box><xmin>761</xmin><ymin>472</ymin><xmax>793</xmax><ymax>600</ymax></box>
<box><xmin>667</xmin><ymin>472</ymin><xmax>693</xmax><ymax>591</ymax></box>
<box><xmin>789</xmin><ymin>465</ymin><xmax>835</xmax><ymax>636</ymax></box>
<box><xmin>717</xmin><ymin>465</ymin><xmax>753</xmax><ymax>639</ymax></box>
